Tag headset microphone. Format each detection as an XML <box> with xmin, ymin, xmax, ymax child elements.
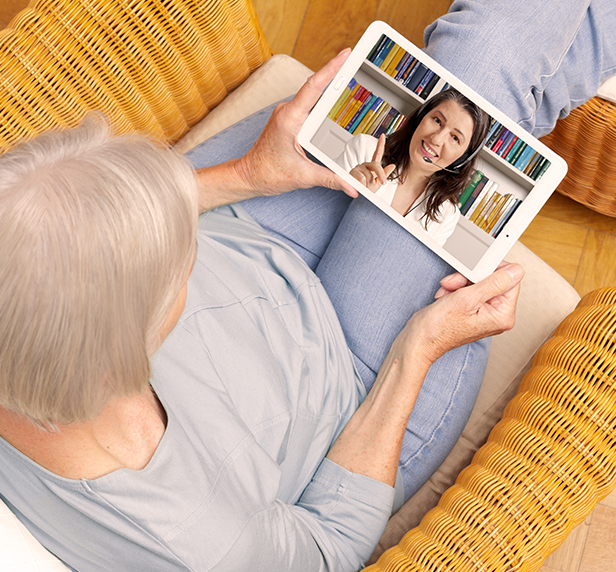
<box><xmin>422</xmin><ymin>156</ymin><xmax>461</xmax><ymax>174</ymax></box>
<box><xmin>421</xmin><ymin>129</ymin><xmax>489</xmax><ymax>176</ymax></box>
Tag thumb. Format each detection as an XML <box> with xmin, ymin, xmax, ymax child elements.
<box><xmin>307</xmin><ymin>162</ymin><xmax>358</xmax><ymax>197</ymax></box>
<box><xmin>384</xmin><ymin>164</ymin><xmax>396</xmax><ymax>178</ymax></box>
<box><xmin>473</xmin><ymin>263</ymin><xmax>524</xmax><ymax>303</ymax></box>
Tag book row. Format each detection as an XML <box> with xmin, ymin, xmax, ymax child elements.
<box><xmin>485</xmin><ymin>120</ymin><xmax>551</xmax><ymax>181</ymax></box>
<box><xmin>367</xmin><ymin>35</ymin><xmax>449</xmax><ymax>100</ymax></box>
<box><xmin>327</xmin><ymin>78</ymin><xmax>406</xmax><ymax>137</ymax></box>
<box><xmin>458</xmin><ymin>170</ymin><xmax>522</xmax><ymax>238</ymax></box>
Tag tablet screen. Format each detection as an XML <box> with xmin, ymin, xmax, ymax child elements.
<box><xmin>298</xmin><ymin>22</ymin><xmax>567</xmax><ymax>282</ymax></box>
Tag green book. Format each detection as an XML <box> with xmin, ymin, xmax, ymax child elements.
<box><xmin>458</xmin><ymin>170</ymin><xmax>484</xmax><ymax>209</ymax></box>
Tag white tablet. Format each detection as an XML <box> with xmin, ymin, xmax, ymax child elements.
<box><xmin>298</xmin><ymin>21</ymin><xmax>568</xmax><ymax>283</ymax></box>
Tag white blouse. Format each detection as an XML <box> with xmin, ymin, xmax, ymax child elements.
<box><xmin>336</xmin><ymin>134</ymin><xmax>460</xmax><ymax>246</ymax></box>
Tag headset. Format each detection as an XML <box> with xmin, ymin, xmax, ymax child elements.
<box><xmin>422</xmin><ymin>131</ymin><xmax>489</xmax><ymax>175</ymax></box>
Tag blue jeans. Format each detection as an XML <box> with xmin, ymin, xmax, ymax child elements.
<box><xmin>185</xmin><ymin>0</ymin><xmax>616</xmax><ymax>502</ymax></box>
<box><xmin>187</xmin><ymin>112</ymin><xmax>489</xmax><ymax>503</ymax></box>
<box><xmin>424</xmin><ymin>0</ymin><xmax>616</xmax><ymax>137</ymax></box>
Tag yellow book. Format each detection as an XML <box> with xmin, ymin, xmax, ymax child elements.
<box><xmin>473</xmin><ymin>192</ymin><xmax>498</xmax><ymax>228</ymax></box>
<box><xmin>380</xmin><ymin>45</ymin><xmax>401</xmax><ymax>72</ymax></box>
<box><xmin>486</xmin><ymin>195</ymin><xmax>516</xmax><ymax>233</ymax></box>
<box><xmin>365</xmin><ymin>103</ymin><xmax>391</xmax><ymax>135</ymax></box>
<box><xmin>469</xmin><ymin>186</ymin><xmax>495</xmax><ymax>224</ymax></box>
<box><xmin>384</xmin><ymin>48</ymin><xmax>406</xmax><ymax>76</ymax></box>
<box><xmin>480</xmin><ymin>193</ymin><xmax>509</xmax><ymax>231</ymax></box>
<box><xmin>477</xmin><ymin>188</ymin><xmax>505</xmax><ymax>229</ymax></box>
<box><xmin>338</xmin><ymin>90</ymin><xmax>365</xmax><ymax>128</ymax></box>
<box><xmin>328</xmin><ymin>83</ymin><xmax>354</xmax><ymax>120</ymax></box>
<box><xmin>355</xmin><ymin>100</ymin><xmax>381</xmax><ymax>134</ymax></box>
<box><xmin>332</xmin><ymin>84</ymin><xmax>360</xmax><ymax>123</ymax></box>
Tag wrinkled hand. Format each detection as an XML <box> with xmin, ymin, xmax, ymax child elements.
<box><xmin>398</xmin><ymin>262</ymin><xmax>524</xmax><ymax>368</ymax></box>
<box><xmin>235</xmin><ymin>49</ymin><xmax>358</xmax><ymax>198</ymax></box>
<box><xmin>349</xmin><ymin>134</ymin><xmax>396</xmax><ymax>193</ymax></box>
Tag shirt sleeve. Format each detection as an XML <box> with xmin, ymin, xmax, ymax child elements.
<box><xmin>210</xmin><ymin>459</ymin><xmax>395</xmax><ymax>572</ymax></box>
<box><xmin>335</xmin><ymin>134</ymin><xmax>378</xmax><ymax>172</ymax></box>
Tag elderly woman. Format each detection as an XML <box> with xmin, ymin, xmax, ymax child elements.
<box><xmin>0</xmin><ymin>51</ymin><xmax>521</xmax><ymax>571</ymax></box>
<box><xmin>1</xmin><ymin>0</ymin><xmax>614</xmax><ymax>568</ymax></box>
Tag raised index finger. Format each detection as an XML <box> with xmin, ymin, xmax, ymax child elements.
<box><xmin>372</xmin><ymin>133</ymin><xmax>386</xmax><ymax>163</ymax></box>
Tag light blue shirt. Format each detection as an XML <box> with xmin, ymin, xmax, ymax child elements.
<box><xmin>0</xmin><ymin>205</ymin><xmax>395</xmax><ymax>572</ymax></box>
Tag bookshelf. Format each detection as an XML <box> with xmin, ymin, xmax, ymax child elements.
<box><xmin>311</xmin><ymin>37</ymin><xmax>548</xmax><ymax>270</ymax></box>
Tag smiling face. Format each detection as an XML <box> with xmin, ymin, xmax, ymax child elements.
<box><xmin>408</xmin><ymin>99</ymin><xmax>475</xmax><ymax>176</ymax></box>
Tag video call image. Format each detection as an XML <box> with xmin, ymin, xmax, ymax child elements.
<box><xmin>310</xmin><ymin>35</ymin><xmax>551</xmax><ymax>269</ymax></box>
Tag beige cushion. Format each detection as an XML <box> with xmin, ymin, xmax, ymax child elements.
<box><xmin>597</xmin><ymin>73</ymin><xmax>616</xmax><ymax>104</ymax></box>
<box><xmin>174</xmin><ymin>54</ymin><xmax>313</xmax><ymax>154</ymax></box>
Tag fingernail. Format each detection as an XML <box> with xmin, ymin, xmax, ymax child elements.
<box><xmin>434</xmin><ymin>286</ymin><xmax>446</xmax><ymax>299</ymax></box>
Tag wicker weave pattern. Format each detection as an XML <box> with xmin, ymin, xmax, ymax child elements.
<box><xmin>0</xmin><ymin>0</ymin><xmax>271</xmax><ymax>152</ymax></box>
<box><xmin>541</xmin><ymin>97</ymin><xmax>616</xmax><ymax>216</ymax></box>
<box><xmin>365</xmin><ymin>287</ymin><xmax>616</xmax><ymax>572</ymax></box>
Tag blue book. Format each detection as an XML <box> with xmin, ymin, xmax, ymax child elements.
<box><xmin>348</xmin><ymin>94</ymin><xmax>378</xmax><ymax>133</ymax></box>
<box><xmin>368</xmin><ymin>35</ymin><xmax>387</xmax><ymax>62</ymax></box>
<box><xmin>497</xmin><ymin>131</ymin><xmax>517</xmax><ymax>157</ymax></box>
<box><xmin>405</xmin><ymin>63</ymin><xmax>428</xmax><ymax>91</ymax></box>
<box><xmin>486</xmin><ymin>119</ymin><xmax>500</xmax><ymax>142</ymax></box>
<box><xmin>374</xmin><ymin>39</ymin><xmax>394</xmax><ymax>67</ymax></box>
<box><xmin>514</xmin><ymin>145</ymin><xmax>535</xmax><ymax>171</ymax></box>
<box><xmin>393</xmin><ymin>53</ymin><xmax>411</xmax><ymax>78</ymax></box>
<box><xmin>399</xmin><ymin>58</ymin><xmax>419</xmax><ymax>84</ymax></box>
<box><xmin>415</xmin><ymin>70</ymin><xmax>435</xmax><ymax>95</ymax></box>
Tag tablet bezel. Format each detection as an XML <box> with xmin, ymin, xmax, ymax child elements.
<box><xmin>298</xmin><ymin>21</ymin><xmax>568</xmax><ymax>283</ymax></box>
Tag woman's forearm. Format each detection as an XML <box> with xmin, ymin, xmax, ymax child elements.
<box><xmin>327</xmin><ymin>332</ymin><xmax>432</xmax><ymax>487</ymax></box>
<box><xmin>195</xmin><ymin>158</ymin><xmax>258</xmax><ymax>213</ymax></box>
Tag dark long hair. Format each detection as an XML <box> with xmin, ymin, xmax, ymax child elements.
<box><xmin>383</xmin><ymin>88</ymin><xmax>491</xmax><ymax>224</ymax></box>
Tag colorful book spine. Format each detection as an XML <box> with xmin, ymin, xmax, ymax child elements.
<box><xmin>380</xmin><ymin>45</ymin><xmax>401</xmax><ymax>74</ymax></box>
<box><xmin>354</xmin><ymin>97</ymin><xmax>383</xmax><ymax>134</ymax></box>
<box><xmin>492</xmin><ymin>199</ymin><xmax>522</xmax><ymax>238</ymax></box>
<box><xmin>373</xmin><ymin>39</ymin><xmax>395</xmax><ymax>67</ymax></box>
<box><xmin>458</xmin><ymin>170</ymin><xmax>484</xmax><ymax>210</ymax></box>
<box><xmin>460</xmin><ymin>175</ymin><xmax>489</xmax><ymax>216</ymax></box>
<box><xmin>466</xmin><ymin>180</ymin><xmax>495</xmax><ymax>221</ymax></box>
<box><xmin>406</xmin><ymin>63</ymin><xmax>427</xmax><ymax>91</ymax></box>
<box><xmin>347</xmin><ymin>94</ymin><xmax>377</xmax><ymax>133</ymax></box>
<box><xmin>367</xmin><ymin>35</ymin><xmax>387</xmax><ymax>62</ymax></box>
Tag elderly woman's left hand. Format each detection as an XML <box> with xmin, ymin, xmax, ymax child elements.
<box><xmin>404</xmin><ymin>262</ymin><xmax>524</xmax><ymax>368</ymax></box>
<box><xmin>196</xmin><ymin>49</ymin><xmax>358</xmax><ymax>211</ymax></box>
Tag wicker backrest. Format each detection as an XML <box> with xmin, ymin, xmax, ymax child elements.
<box><xmin>541</xmin><ymin>97</ymin><xmax>616</xmax><ymax>216</ymax></box>
<box><xmin>0</xmin><ymin>0</ymin><xmax>271</xmax><ymax>152</ymax></box>
<box><xmin>365</xmin><ymin>287</ymin><xmax>616</xmax><ymax>571</ymax></box>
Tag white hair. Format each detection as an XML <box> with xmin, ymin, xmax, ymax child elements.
<box><xmin>0</xmin><ymin>115</ymin><xmax>199</xmax><ymax>427</ymax></box>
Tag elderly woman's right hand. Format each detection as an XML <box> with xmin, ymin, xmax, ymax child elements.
<box><xmin>195</xmin><ymin>49</ymin><xmax>362</xmax><ymax>212</ymax></box>
<box><xmin>349</xmin><ymin>134</ymin><xmax>395</xmax><ymax>193</ymax></box>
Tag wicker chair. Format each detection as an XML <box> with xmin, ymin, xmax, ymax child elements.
<box><xmin>0</xmin><ymin>2</ymin><xmax>610</xmax><ymax>571</ymax></box>
<box><xmin>365</xmin><ymin>287</ymin><xmax>616</xmax><ymax>571</ymax></box>
<box><xmin>0</xmin><ymin>0</ymin><xmax>271</xmax><ymax>153</ymax></box>
<box><xmin>541</xmin><ymin>96</ymin><xmax>616</xmax><ymax>216</ymax></box>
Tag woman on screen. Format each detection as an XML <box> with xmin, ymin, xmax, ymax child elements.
<box><xmin>337</xmin><ymin>88</ymin><xmax>491</xmax><ymax>246</ymax></box>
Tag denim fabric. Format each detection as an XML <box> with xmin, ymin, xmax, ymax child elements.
<box><xmin>185</xmin><ymin>0</ymin><xmax>614</xmax><ymax>501</ymax></box>
<box><xmin>424</xmin><ymin>0</ymin><xmax>616</xmax><ymax>136</ymax></box>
